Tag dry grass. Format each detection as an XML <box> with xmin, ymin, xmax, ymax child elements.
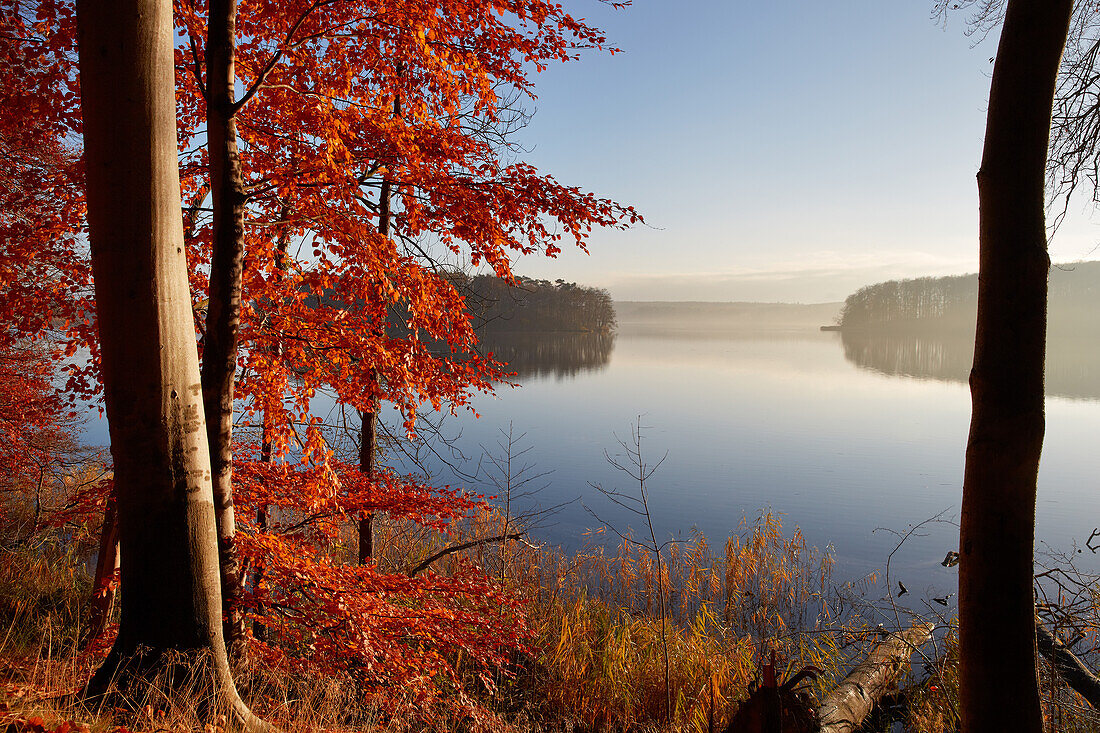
<box><xmin>494</xmin><ymin>511</ymin><xmax>859</xmax><ymax>732</ymax></box>
<box><xmin>3</xmin><ymin>511</ymin><xmax>862</xmax><ymax>732</ymax></box>
<box><xmin>10</xmin><ymin>509</ymin><xmax>1098</xmax><ymax>732</ymax></box>
<box><xmin>0</xmin><ymin>640</ymin><xmax>387</xmax><ymax>733</ymax></box>
<box><xmin>0</xmin><ymin>540</ymin><xmax>93</xmax><ymax>651</ymax></box>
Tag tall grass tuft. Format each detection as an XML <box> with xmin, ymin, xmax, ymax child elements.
<box><xmin>495</xmin><ymin>510</ymin><xmax>855</xmax><ymax>731</ymax></box>
<box><xmin>0</xmin><ymin>540</ymin><xmax>92</xmax><ymax>652</ymax></box>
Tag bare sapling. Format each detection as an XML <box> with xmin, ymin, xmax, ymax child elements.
<box><xmin>587</xmin><ymin>417</ymin><xmax>675</xmax><ymax>724</ymax></box>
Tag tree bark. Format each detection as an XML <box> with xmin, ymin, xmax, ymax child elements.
<box><xmin>816</xmin><ymin>623</ymin><xmax>934</xmax><ymax>733</ymax></box>
<box><xmin>358</xmin><ymin>378</ymin><xmax>378</xmax><ymax>564</ymax></box>
<box><xmin>960</xmin><ymin>2</ymin><xmax>1071</xmax><ymax>732</ymax></box>
<box><xmin>202</xmin><ymin>0</ymin><xmax>248</xmax><ymax>651</ymax></box>
<box><xmin>75</xmin><ymin>2</ymin><xmax>265</xmax><ymax>727</ymax></box>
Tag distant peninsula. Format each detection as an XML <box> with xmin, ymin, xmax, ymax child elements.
<box><xmin>461</xmin><ymin>274</ymin><xmax>615</xmax><ymax>333</ymax></box>
<box><xmin>833</xmin><ymin>261</ymin><xmax>1100</xmax><ymax>334</ymax></box>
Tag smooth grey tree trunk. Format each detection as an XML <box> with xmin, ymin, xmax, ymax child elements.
<box><xmin>75</xmin><ymin>2</ymin><xmax>266</xmax><ymax>728</ymax></box>
<box><xmin>960</xmin><ymin>1</ymin><xmax>1071</xmax><ymax>731</ymax></box>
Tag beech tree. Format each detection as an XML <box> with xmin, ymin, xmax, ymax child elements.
<box><xmin>169</xmin><ymin>0</ymin><xmax>639</xmax><ymax>651</ymax></box>
<box><xmin>13</xmin><ymin>0</ymin><xmax>637</xmax><ymax>715</ymax></box>
<box><xmin>954</xmin><ymin>0</ymin><xmax>1072</xmax><ymax>730</ymax></box>
<box><xmin>74</xmin><ymin>0</ymin><xmax>265</xmax><ymax>727</ymax></box>
<box><xmin>201</xmin><ymin>0</ymin><xmax>251</xmax><ymax>646</ymax></box>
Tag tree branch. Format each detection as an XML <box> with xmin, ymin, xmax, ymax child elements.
<box><xmin>232</xmin><ymin>0</ymin><xmax>325</xmax><ymax>114</ymax></box>
<box><xmin>405</xmin><ymin>532</ymin><xmax>522</xmax><ymax>577</ymax></box>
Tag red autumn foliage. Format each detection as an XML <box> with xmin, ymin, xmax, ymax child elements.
<box><xmin>5</xmin><ymin>0</ymin><xmax>638</xmax><ymax>718</ymax></box>
<box><xmin>233</xmin><ymin>458</ymin><xmax>527</xmax><ymax>706</ymax></box>
<box><xmin>0</xmin><ymin>4</ymin><xmax>93</xmax><ymax>393</ymax></box>
<box><xmin>0</xmin><ymin>6</ymin><xmax>97</xmax><ymax>539</ymax></box>
<box><xmin>0</xmin><ymin>340</ymin><xmax>80</xmax><ymax>531</ymax></box>
<box><xmin>163</xmin><ymin>1</ymin><xmax>637</xmax><ymax>712</ymax></box>
<box><xmin>170</xmin><ymin>0</ymin><xmax>639</xmax><ymax>437</ymax></box>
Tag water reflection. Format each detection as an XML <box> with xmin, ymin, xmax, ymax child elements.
<box><xmin>477</xmin><ymin>331</ymin><xmax>616</xmax><ymax>381</ymax></box>
<box><xmin>840</xmin><ymin>330</ymin><xmax>972</xmax><ymax>383</ymax></box>
<box><xmin>840</xmin><ymin>328</ymin><xmax>1100</xmax><ymax>401</ymax></box>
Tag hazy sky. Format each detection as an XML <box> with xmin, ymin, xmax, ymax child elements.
<box><xmin>498</xmin><ymin>1</ymin><xmax>1100</xmax><ymax>303</ymax></box>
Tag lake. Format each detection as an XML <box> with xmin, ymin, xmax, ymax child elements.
<box><xmin>81</xmin><ymin>311</ymin><xmax>1100</xmax><ymax>609</ymax></box>
<box><xmin>372</xmin><ymin>317</ymin><xmax>1100</xmax><ymax>609</ymax></box>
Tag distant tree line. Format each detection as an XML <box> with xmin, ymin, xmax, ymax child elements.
<box><xmin>838</xmin><ymin>274</ymin><xmax>978</xmax><ymax>329</ymax></box>
<box><xmin>838</xmin><ymin>261</ymin><xmax>1100</xmax><ymax>332</ymax></box>
<box><xmin>460</xmin><ymin>274</ymin><xmax>616</xmax><ymax>333</ymax></box>
<box><xmin>311</xmin><ymin>273</ymin><xmax>616</xmax><ymax>337</ymax></box>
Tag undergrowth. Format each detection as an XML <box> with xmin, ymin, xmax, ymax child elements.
<box><xmin>4</xmin><ymin>510</ymin><xmax>1097</xmax><ymax>732</ymax></box>
<box><xmin>0</xmin><ymin>539</ymin><xmax>92</xmax><ymax>651</ymax></box>
<box><xmin>504</xmin><ymin>512</ymin><xmax>857</xmax><ymax>731</ymax></box>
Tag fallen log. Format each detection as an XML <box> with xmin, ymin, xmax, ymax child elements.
<box><xmin>1035</xmin><ymin>617</ymin><xmax>1100</xmax><ymax>709</ymax></box>
<box><xmin>725</xmin><ymin>623</ymin><xmax>934</xmax><ymax>733</ymax></box>
<box><xmin>815</xmin><ymin>622</ymin><xmax>934</xmax><ymax>733</ymax></box>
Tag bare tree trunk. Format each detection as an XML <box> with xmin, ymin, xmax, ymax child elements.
<box><xmin>960</xmin><ymin>2</ymin><xmax>1071</xmax><ymax>731</ymax></box>
<box><xmin>75</xmin><ymin>2</ymin><xmax>266</xmax><ymax>727</ymax></box>
<box><xmin>358</xmin><ymin>368</ymin><xmax>378</xmax><ymax>564</ymax></box>
<box><xmin>358</xmin><ymin>105</ymin><xmax>397</xmax><ymax>563</ymax></box>
<box><xmin>85</xmin><ymin>497</ymin><xmax>119</xmax><ymax>643</ymax></box>
<box><xmin>202</xmin><ymin>0</ymin><xmax>248</xmax><ymax>652</ymax></box>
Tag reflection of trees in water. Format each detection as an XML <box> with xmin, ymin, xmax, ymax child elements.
<box><xmin>841</xmin><ymin>330</ymin><xmax>973</xmax><ymax>383</ymax></box>
<box><xmin>477</xmin><ymin>331</ymin><xmax>616</xmax><ymax>380</ymax></box>
<box><xmin>840</xmin><ymin>328</ymin><xmax>1100</xmax><ymax>401</ymax></box>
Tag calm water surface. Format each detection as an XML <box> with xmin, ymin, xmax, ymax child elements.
<box><xmin>382</xmin><ymin>324</ymin><xmax>1100</xmax><ymax>604</ymax></box>
<box><xmin>81</xmin><ymin>322</ymin><xmax>1100</xmax><ymax>605</ymax></box>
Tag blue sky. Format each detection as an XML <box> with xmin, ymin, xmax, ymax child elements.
<box><xmin>499</xmin><ymin>1</ymin><xmax>1100</xmax><ymax>302</ymax></box>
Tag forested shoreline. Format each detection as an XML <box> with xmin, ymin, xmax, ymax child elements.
<box><xmin>836</xmin><ymin>261</ymin><xmax>1100</xmax><ymax>333</ymax></box>
<box><xmin>462</xmin><ymin>275</ymin><xmax>616</xmax><ymax>333</ymax></box>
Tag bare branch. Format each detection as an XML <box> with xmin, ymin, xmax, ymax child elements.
<box><xmin>405</xmin><ymin>532</ymin><xmax>523</xmax><ymax>577</ymax></box>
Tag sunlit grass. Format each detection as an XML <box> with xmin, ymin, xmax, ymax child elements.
<box><xmin>6</xmin><ymin>508</ymin><xmax>1097</xmax><ymax>732</ymax></box>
